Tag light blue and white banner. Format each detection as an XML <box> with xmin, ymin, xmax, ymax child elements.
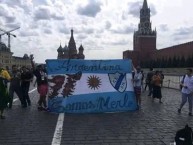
<box><xmin>46</xmin><ymin>59</ymin><xmax>137</xmax><ymax>113</ymax></box>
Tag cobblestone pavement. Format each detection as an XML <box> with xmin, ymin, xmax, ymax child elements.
<box><xmin>1</xmin><ymin>88</ymin><xmax>193</xmax><ymax>145</ymax></box>
<box><xmin>0</xmin><ymin>88</ymin><xmax>58</xmax><ymax>145</ymax></box>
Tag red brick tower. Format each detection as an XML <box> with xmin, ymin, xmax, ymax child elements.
<box><xmin>133</xmin><ymin>0</ymin><xmax>156</xmax><ymax>64</ymax></box>
<box><xmin>123</xmin><ymin>0</ymin><xmax>157</xmax><ymax>66</ymax></box>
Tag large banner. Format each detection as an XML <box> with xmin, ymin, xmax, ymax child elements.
<box><xmin>46</xmin><ymin>59</ymin><xmax>137</xmax><ymax>113</ymax></box>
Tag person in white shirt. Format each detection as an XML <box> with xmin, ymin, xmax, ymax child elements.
<box><xmin>133</xmin><ymin>66</ymin><xmax>143</xmax><ymax>109</ymax></box>
<box><xmin>178</xmin><ymin>68</ymin><xmax>193</xmax><ymax>116</ymax></box>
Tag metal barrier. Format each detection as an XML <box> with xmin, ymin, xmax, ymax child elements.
<box><xmin>143</xmin><ymin>74</ymin><xmax>183</xmax><ymax>90</ymax></box>
<box><xmin>162</xmin><ymin>75</ymin><xmax>182</xmax><ymax>90</ymax></box>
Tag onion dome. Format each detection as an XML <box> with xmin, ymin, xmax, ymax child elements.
<box><xmin>57</xmin><ymin>43</ymin><xmax>63</xmax><ymax>52</ymax></box>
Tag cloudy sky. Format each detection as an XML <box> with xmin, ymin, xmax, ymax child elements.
<box><xmin>0</xmin><ymin>0</ymin><xmax>193</xmax><ymax>63</ymax></box>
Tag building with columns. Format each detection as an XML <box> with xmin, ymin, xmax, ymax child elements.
<box><xmin>57</xmin><ymin>29</ymin><xmax>85</xmax><ymax>59</ymax></box>
<box><xmin>123</xmin><ymin>0</ymin><xmax>193</xmax><ymax>67</ymax></box>
<box><xmin>0</xmin><ymin>42</ymin><xmax>31</xmax><ymax>69</ymax></box>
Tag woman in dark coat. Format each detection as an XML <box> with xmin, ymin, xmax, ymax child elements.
<box><xmin>152</xmin><ymin>71</ymin><xmax>162</xmax><ymax>103</ymax></box>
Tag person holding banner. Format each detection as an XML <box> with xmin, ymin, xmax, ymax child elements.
<box><xmin>133</xmin><ymin>66</ymin><xmax>143</xmax><ymax>109</ymax></box>
<box><xmin>30</xmin><ymin>56</ymin><xmax>48</xmax><ymax>111</ymax></box>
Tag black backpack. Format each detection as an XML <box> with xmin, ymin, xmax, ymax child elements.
<box><xmin>175</xmin><ymin>125</ymin><xmax>193</xmax><ymax>145</ymax></box>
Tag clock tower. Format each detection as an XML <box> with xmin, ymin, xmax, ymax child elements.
<box><xmin>133</xmin><ymin>0</ymin><xmax>157</xmax><ymax>64</ymax></box>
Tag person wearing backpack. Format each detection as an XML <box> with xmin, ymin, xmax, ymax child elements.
<box><xmin>178</xmin><ymin>68</ymin><xmax>193</xmax><ymax>116</ymax></box>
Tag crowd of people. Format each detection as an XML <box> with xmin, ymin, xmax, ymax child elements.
<box><xmin>0</xmin><ymin>57</ymin><xmax>48</xmax><ymax>119</ymax></box>
<box><xmin>1</xmin><ymin>60</ymin><xmax>193</xmax><ymax>119</ymax></box>
<box><xmin>132</xmin><ymin>67</ymin><xmax>164</xmax><ymax>109</ymax></box>
<box><xmin>133</xmin><ymin>66</ymin><xmax>193</xmax><ymax>116</ymax></box>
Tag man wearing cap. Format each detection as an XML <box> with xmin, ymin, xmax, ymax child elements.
<box><xmin>178</xmin><ymin>68</ymin><xmax>193</xmax><ymax>116</ymax></box>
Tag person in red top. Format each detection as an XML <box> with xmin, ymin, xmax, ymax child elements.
<box><xmin>30</xmin><ymin>55</ymin><xmax>48</xmax><ymax>111</ymax></box>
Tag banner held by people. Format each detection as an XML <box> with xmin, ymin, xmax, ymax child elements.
<box><xmin>46</xmin><ymin>59</ymin><xmax>137</xmax><ymax>113</ymax></box>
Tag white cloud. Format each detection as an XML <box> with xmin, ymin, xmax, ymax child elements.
<box><xmin>111</xmin><ymin>24</ymin><xmax>136</xmax><ymax>34</ymax></box>
<box><xmin>158</xmin><ymin>24</ymin><xmax>169</xmax><ymax>32</ymax></box>
<box><xmin>77</xmin><ymin>0</ymin><xmax>102</xmax><ymax>17</ymax></box>
<box><xmin>0</xmin><ymin>0</ymin><xmax>192</xmax><ymax>63</ymax></box>
<box><xmin>105</xmin><ymin>21</ymin><xmax>112</xmax><ymax>30</ymax></box>
<box><xmin>19</xmin><ymin>31</ymin><xmax>39</xmax><ymax>37</ymax></box>
<box><xmin>34</xmin><ymin>6</ymin><xmax>52</xmax><ymax>21</ymax></box>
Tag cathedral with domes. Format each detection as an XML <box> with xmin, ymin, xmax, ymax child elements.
<box><xmin>57</xmin><ymin>29</ymin><xmax>85</xmax><ymax>59</ymax></box>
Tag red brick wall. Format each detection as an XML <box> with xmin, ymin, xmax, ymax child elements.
<box><xmin>152</xmin><ymin>41</ymin><xmax>193</xmax><ymax>60</ymax></box>
<box><xmin>123</xmin><ymin>50</ymin><xmax>140</xmax><ymax>66</ymax></box>
<box><xmin>123</xmin><ymin>38</ymin><xmax>193</xmax><ymax>66</ymax></box>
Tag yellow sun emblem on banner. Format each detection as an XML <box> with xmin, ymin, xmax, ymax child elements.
<box><xmin>87</xmin><ymin>75</ymin><xmax>102</xmax><ymax>90</ymax></box>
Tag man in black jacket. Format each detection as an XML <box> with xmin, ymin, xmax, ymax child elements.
<box><xmin>146</xmin><ymin>68</ymin><xmax>154</xmax><ymax>96</ymax></box>
<box><xmin>21</xmin><ymin>66</ymin><xmax>33</xmax><ymax>106</ymax></box>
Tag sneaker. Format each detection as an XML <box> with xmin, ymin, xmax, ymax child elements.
<box><xmin>8</xmin><ymin>103</ymin><xmax>12</xmax><ymax>109</ymax></box>
<box><xmin>42</xmin><ymin>107</ymin><xmax>48</xmax><ymax>111</ymax></box>
<box><xmin>22</xmin><ymin>105</ymin><xmax>27</xmax><ymax>108</ymax></box>
<box><xmin>38</xmin><ymin>106</ymin><xmax>43</xmax><ymax>111</ymax></box>
<box><xmin>43</xmin><ymin>107</ymin><xmax>50</xmax><ymax>112</ymax></box>
<box><xmin>188</xmin><ymin>112</ymin><xmax>192</xmax><ymax>116</ymax></box>
<box><xmin>8</xmin><ymin>105</ymin><xmax>12</xmax><ymax>109</ymax></box>
<box><xmin>178</xmin><ymin>109</ymin><xmax>181</xmax><ymax>113</ymax></box>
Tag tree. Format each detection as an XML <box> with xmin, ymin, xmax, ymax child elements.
<box><xmin>186</xmin><ymin>56</ymin><xmax>192</xmax><ymax>67</ymax></box>
<box><xmin>179</xmin><ymin>56</ymin><xmax>185</xmax><ymax>68</ymax></box>
<box><xmin>176</xmin><ymin>56</ymin><xmax>180</xmax><ymax>68</ymax></box>
<box><xmin>155</xmin><ymin>58</ymin><xmax>160</xmax><ymax>68</ymax></box>
<box><xmin>160</xmin><ymin>57</ymin><xmax>166</xmax><ymax>68</ymax></box>
<box><xmin>167</xmin><ymin>57</ymin><xmax>172</xmax><ymax>68</ymax></box>
<box><xmin>172</xmin><ymin>56</ymin><xmax>178</xmax><ymax>67</ymax></box>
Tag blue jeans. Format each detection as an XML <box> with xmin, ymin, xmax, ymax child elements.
<box><xmin>180</xmin><ymin>93</ymin><xmax>193</xmax><ymax>113</ymax></box>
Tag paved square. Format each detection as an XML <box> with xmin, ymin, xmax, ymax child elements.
<box><xmin>61</xmin><ymin>88</ymin><xmax>193</xmax><ymax>145</ymax></box>
<box><xmin>0</xmin><ymin>88</ymin><xmax>193</xmax><ymax>145</ymax></box>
